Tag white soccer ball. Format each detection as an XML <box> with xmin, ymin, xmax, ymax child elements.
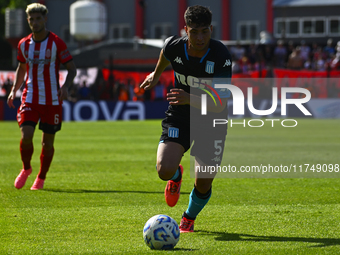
<box><xmin>143</xmin><ymin>214</ymin><xmax>180</xmax><ymax>250</ymax></box>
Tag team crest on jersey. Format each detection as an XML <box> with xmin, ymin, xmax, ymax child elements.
<box><xmin>168</xmin><ymin>127</ymin><xmax>179</xmax><ymax>138</ymax></box>
<box><xmin>205</xmin><ymin>61</ymin><xmax>215</xmax><ymax>74</ymax></box>
<box><xmin>45</xmin><ymin>49</ymin><xmax>51</xmax><ymax>58</ymax></box>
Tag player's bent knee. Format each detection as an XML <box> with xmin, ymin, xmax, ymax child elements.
<box><xmin>156</xmin><ymin>163</ymin><xmax>178</xmax><ymax>181</ymax></box>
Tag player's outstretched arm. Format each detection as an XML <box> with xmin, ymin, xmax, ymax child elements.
<box><xmin>140</xmin><ymin>49</ymin><xmax>170</xmax><ymax>90</ymax></box>
<box><xmin>58</xmin><ymin>60</ymin><xmax>77</xmax><ymax>100</ymax></box>
<box><xmin>7</xmin><ymin>62</ymin><xmax>26</xmax><ymax>108</ymax></box>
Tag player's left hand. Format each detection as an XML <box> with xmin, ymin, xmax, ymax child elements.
<box><xmin>167</xmin><ymin>88</ymin><xmax>190</xmax><ymax>105</ymax></box>
<box><xmin>58</xmin><ymin>85</ymin><xmax>68</xmax><ymax>101</ymax></box>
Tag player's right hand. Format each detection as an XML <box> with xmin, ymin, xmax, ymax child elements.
<box><xmin>7</xmin><ymin>91</ymin><xmax>16</xmax><ymax>108</ymax></box>
<box><xmin>140</xmin><ymin>71</ymin><xmax>158</xmax><ymax>90</ymax></box>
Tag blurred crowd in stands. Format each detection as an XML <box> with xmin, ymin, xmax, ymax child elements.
<box><xmin>2</xmin><ymin>38</ymin><xmax>340</xmax><ymax>101</ymax></box>
<box><xmin>230</xmin><ymin>38</ymin><xmax>340</xmax><ymax>74</ymax></box>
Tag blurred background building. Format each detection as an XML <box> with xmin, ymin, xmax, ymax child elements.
<box><xmin>1</xmin><ymin>0</ymin><xmax>339</xmax><ymax>70</ymax></box>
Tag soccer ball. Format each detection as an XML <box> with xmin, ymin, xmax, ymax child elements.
<box><xmin>143</xmin><ymin>214</ymin><xmax>180</xmax><ymax>250</ymax></box>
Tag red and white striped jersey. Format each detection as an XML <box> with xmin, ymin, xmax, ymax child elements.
<box><xmin>17</xmin><ymin>31</ymin><xmax>73</xmax><ymax>105</ymax></box>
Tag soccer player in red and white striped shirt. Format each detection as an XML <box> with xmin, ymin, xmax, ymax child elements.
<box><xmin>7</xmin><ymin>3</ymin><xmax>77</xmax><ymax>190</ymax></box>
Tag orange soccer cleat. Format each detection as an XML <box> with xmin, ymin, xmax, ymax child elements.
<box><xmin>179</xmin><ymin>215</ymin><xmax>195</xmax><ymax>233</ymax></box>
<box><xmin>164</xmin><ymin>165</ymin><xmax>183</xmax><ymax>207</ymax></box>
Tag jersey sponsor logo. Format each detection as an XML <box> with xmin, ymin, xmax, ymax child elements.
<box><xmin>175</xmin><ymin>72</ymin><xmax>212</xmax><ymax>89</ymax></box>
<box><xmin>223</xmin><ymin>59</ymin><xmax>231</xmax><ymax>67</ymax></box>
<box><xmin>205</xmin><ymin>61</ymin><xmax>215</xmax><ymax>74</ymax></box>
<box><xmin>168</xmin><ymin>127</ymin><xmax>179</xmax><ymax>138</ymax></box>
<box><xmin>174</xmin><ymin>56</ymin><xmax>183</xmax><ymax>65</ymax></box>
<box><xmin>27</xmin><ymin>58</ymin><xmax>52</xmax><ymax>65</ymax></box>
<box><xmin>34</xmin><ymin>50</ymin><xmax>40</xmax><ymax>56</ymax></box>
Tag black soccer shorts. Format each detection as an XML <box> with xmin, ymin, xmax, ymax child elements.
<box><xmin>159</xmin><ymin>111</ymin><xmax>227</xmax><ymax>166</ymax></box>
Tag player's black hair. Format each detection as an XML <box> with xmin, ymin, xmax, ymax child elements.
<box><xmin>184</xmin><ymin>5</ymin><xmax>212</xmax><ymax>28</ymax></box>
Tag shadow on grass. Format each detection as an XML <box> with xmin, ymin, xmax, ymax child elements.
<box><xmin>169</xmin><ymin>247</ymin><xmax>198</xmax><ymax>251</ymax></box>
<box><xmin>196</xmin><ymin>230</ymin><xmax>340</xmax><ymax>248</ymax></box>
<box><xmin>43</xmin><ymin>188</ymin><xmax>190</xmax><ymax>195</ymax></box>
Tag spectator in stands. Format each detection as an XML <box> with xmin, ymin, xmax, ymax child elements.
<box><xmin>78</xmin><ymin>81</ymin><xmax>91</xmax><ymax>100</ymax></box>
<box><xmin>127</xmin><ymin>79</ymin><xmax>135</xmax><ymax>101</ymax></box>
<box><xmin>262</xmin><ymin>45</ymin><xmax>274</xmax><ymax>68</ymax></box>
<box><xmin>287</xmin><ymin>47</ymin><xmax>304</xmax><ymax>70</ymax></box>
<box><xmin>304</xmin><ymin>57</ymin><xmax>313</xmax><ymax>70</ymax></box>
<box><xmin>90</xmin><ymin>69</ymin><xmax>104</xmax><ymax>101</ymax></box>
<box><xmin>310</xmin><ymin>42</ymin><xmax>319</xmax><ymax>62</ymax></box>
<box><xmin>299</xmin><ymin>40</ymin><xmax>311</xmax><ymax>61</ymax></box>
<box><xmin>285</xmin><ymin>40</ymin><xmax>295</xmax><ymax>63</ymax></box>
<box><xmin>231</xmin><ymin>54</ymin><xmax>241</xmax><ymax>74</ymax></box>
<box><xmin>247</xmin><ymin>42</ymin><xmax>260</xmax><ymax>69</ymax></box>
<box><xmin>323</xmin><ymin>38</ymin><xmax>335</xmax><ymax>59</ymax></box>
<box><xmin>2</xmin><ymin>78</ymin><xmax>13</xmax><ymax>98</ymax></box>
<box><xmin>118</xmin><ymin>83</ymin><xmax>129</xmax><ymax>101</ymax></box>
<box><xmin>312</xmin><ymin>46</ymin><xmax>324</xmax><ymax>63</ymax></box>
<box><xmin>112</xmin><ymin>80</ymin><xmax>121</xmax><ymax>100</ymax></box>
<box><xmin>315</xmin><ymin>54</ymin><xmax>326</xmax><ymax>71</ymax></box>
<box><xmin>239</xmin><ymin>53</ymin><xmax>251</xmax><ymax>74</ymax></box>
<box><xmin>231</xmin><ymin>41</ymin><xmax>245</xmax><ymax>61</ymax></box>
<box><xmin>273</xmin><ymin>39</ymin><xmax>287</xmax><ymax>68</ymax></box>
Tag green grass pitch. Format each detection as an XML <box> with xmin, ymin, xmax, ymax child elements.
<box><xmin>1</xmin><ymin>118</ymin><xmax>340</xmax><ymax>254</ymax></box>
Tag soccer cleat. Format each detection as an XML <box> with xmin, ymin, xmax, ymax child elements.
<box><xmin>179</xmin><ymin>216</ymin><xmax>195</xmax><ymax>233</ymax></box>
<box><xmin>164</xmin><ymin>165</ymin><xmax>184</xmax><ymax>207</ymax></box>
<box><xmin>14</xmin><ymin>168</ymin><xmax>32</xmax><ymax>189</ymax></box>
<box><xmin>30</xmin><ymin>177</ymin><xmax>45</xmax><ymax>190</ymax></box>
